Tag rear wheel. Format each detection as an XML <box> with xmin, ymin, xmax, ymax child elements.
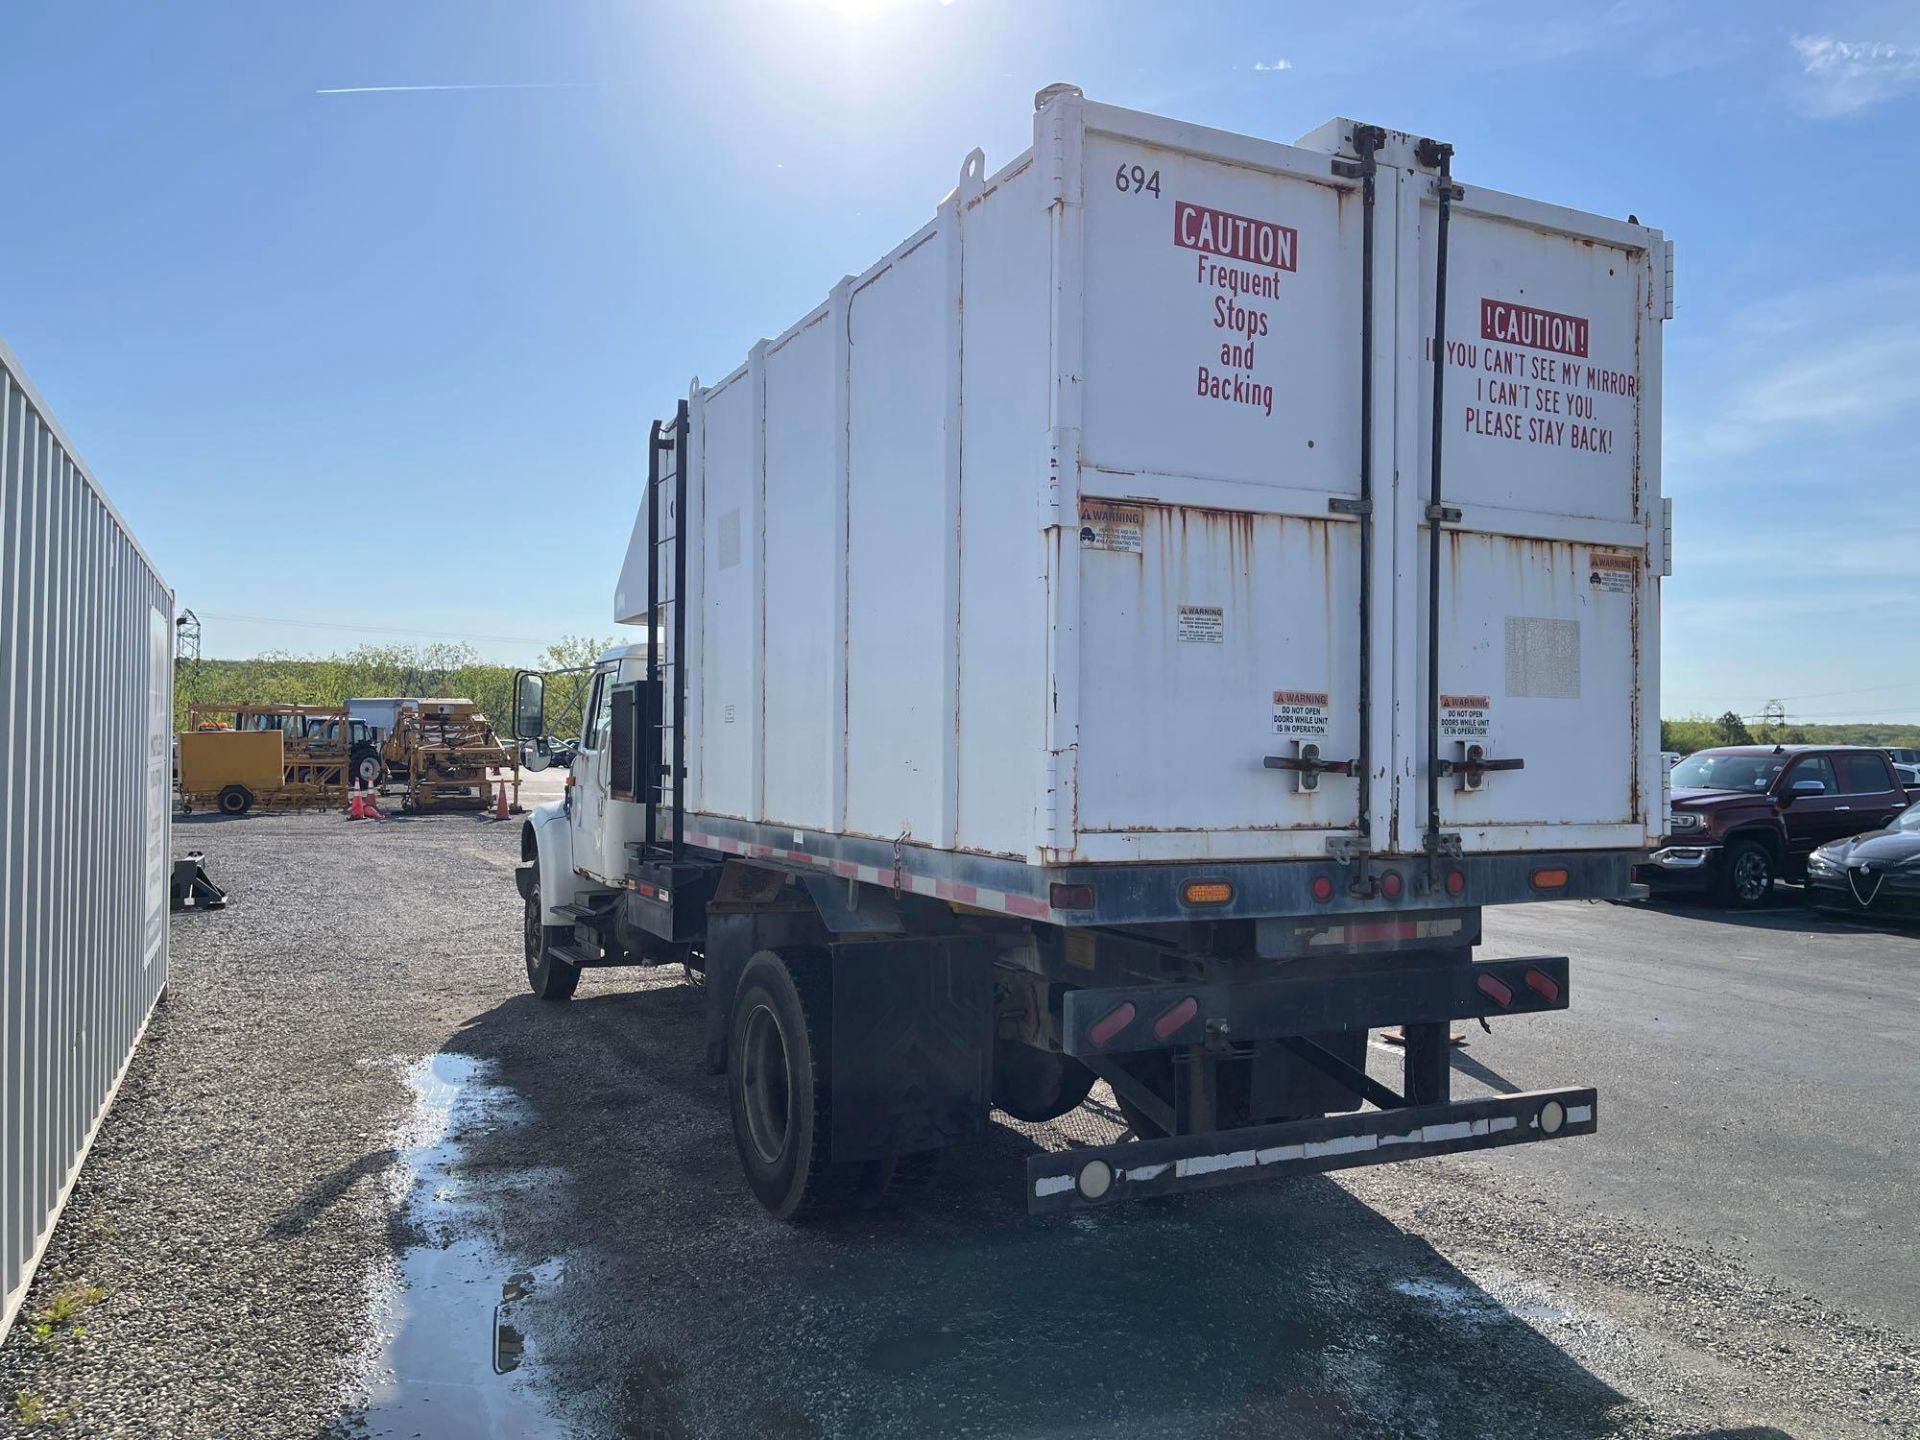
<box><xmin>216</xmin><ymin>784</ymin><xmax>253</xmax><ymax>816</ymax></box>
<box><xmin>1716</xmin><ymin>839</ymin><xmax>1775</xmax><ymax>908</ymax></box>
<box><xmin>523</xmin><ymin>879</ymin><xmax>580</xmax><ymax>1001</ymax></box>
<box><xmin>352</xmin><ymin>748</ymin><xmax>384</xmax><ymax>787</ymax></box>
<box><xmin>729</xmin><ymin>949</ymin><xmax>939</xmax><ymax>1220</ymax></box>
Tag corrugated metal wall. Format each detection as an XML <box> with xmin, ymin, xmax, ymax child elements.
<box><xmin>0</xmin><ymin>336</ymin><xmax>172</xmax><ymax>1346</ymax></box>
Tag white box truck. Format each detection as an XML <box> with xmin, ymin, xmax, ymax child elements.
<box><xmin>512</xmin><ymin>87</ymin><xmax>1670</xmax><ymax>1218</ymax></box>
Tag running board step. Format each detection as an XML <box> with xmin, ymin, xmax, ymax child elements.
<box><xmin>1027</xmin><ymin>1086</ymin><xmax>1595</xmax><ymax>1215</ymax></box>
<box><xmin>550</xmin><ymin>944</ymin><xmax>601</xmax><ymax>969</ymax></box>
<box><xmin>552</xmin><ymin>903</ymin><xmax>608</xmax><ymax>921</ymax></box>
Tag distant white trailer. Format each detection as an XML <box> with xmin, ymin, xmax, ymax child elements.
<box><xmin>1</xmin><ymin>336</ymin><xmax>173</xmax><ymax>1344</ymax></box>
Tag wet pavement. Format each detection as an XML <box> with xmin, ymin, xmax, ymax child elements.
<box><xmin>0</xmin><ymin>808</ymin><xmax>1914</xmax><ymax>1438</ymax></box>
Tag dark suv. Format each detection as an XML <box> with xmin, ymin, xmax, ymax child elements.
<box><xmin>1636</xmin><ymin>745</ymin><xmax>1917</xmax><ymax>907</ymax></box>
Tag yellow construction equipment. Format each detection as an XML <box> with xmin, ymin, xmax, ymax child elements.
<box><xmin>178</xmin><ymin>704</ymin><xmax>350</xmax><ymax>814</ymax></box>
<box><xmin>386</xmin><ymin>698</ymin><xmax>515</xmax><ymax>812</ymax></box>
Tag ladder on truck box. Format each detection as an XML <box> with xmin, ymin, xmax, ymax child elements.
<box><xmin>638</xmin><ymin>400</ymin><xmax>688</xmax><ymax>861</ymax></box>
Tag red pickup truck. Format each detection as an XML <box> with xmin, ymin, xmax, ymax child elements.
<box><xmin>1636</xmin><ymin>744</ymin><xmax>1920</xmax><ymax>907</ymax></box>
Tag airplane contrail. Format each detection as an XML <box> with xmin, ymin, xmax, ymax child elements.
<box><xmin>315</xmin><ymin>82</ymin><xmax>598</xmax><ymax>95</ymax></box>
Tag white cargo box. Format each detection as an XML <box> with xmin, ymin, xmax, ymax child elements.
<box><xmin>617</xmin><ymin>89</ymin><xmax>1666</xmax><ymax>871</ymax></box>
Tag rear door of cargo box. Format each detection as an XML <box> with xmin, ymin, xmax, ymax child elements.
<box><xmin>1057</xmin><ymin>100</ymin><xmax>1395</xmax><ymax>864</ymax></box>
<box><xmin>1393</xmin><ymin>174</ymin><xmax>1666</xmax><ymax>854</ymax></box>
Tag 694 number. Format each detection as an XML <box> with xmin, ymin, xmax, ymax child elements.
<box><xmin>1114</xmin><ymin>163</ymin><xmax>1161</xmax><ymax>197</ymax></box>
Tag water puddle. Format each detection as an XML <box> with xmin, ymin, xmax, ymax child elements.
<box><xmin>332</xmin><ymin>1053</ymin><xmax>566</xmax><ymax>1438</ymax></box>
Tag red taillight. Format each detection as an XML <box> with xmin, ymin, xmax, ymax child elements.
<box><xmin>1379</xmin><ymin>870</ymin><xmax>1403</xmax><ymax>899</ymax></box>
<box><xmin>1524</xmin><ymin>968</ymin><xmax>1560</xmax><ymax>1002</ymax></box>
<box><xmin>1153</xmin><ymin>996</ymin><xmax>1199</xmax><ymax>1041</ymax></box>
<box><xmin>1476</xmin><ymin>973</ymin><xmax>1513</xmax><ymax>1007</ymax></box>
<box><xmin>1311</xmin><ymin>875</ymin><xmax>1335</xmax><ymax>903</ymax></box>
<box><xmin>1050</xmin><ymin>882</ymin><xmax>1095</xmax><ymax>910</ymax></box>
<box><xmin>1088</xmin><ymin>1002</ymin><xmax>1136</xmax><ymax>1048</ymax></box>
<box><xmin>1446</xmin><ymin>870</ymin><xmax>1466</xmax><ymax>896</ymax></box>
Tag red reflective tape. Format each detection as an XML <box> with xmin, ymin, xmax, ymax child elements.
<box><xmin>946</xmin><ymin>882</ymin><xmax>978</xmax><ymax>905</ymax></box>
<box><xmin>830</xmin><ymin>860</ymin><xmax>858</xmax><ymax>878</ymax></box>
<box><xmin>1345</xmin><ymin>920</ymin><xmax>1420</xmax><ymax>944</ymax></box>
<box><xmin>1004</xmin><ymin>893</ymin><xmax>1051</xmax><ymax>919</ymax></box>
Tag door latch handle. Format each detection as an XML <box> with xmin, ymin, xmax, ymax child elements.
<box><xmin>1265</xmin><ymin>743</ymin><xmax>1356</xmax><ymax>794</ymax></box>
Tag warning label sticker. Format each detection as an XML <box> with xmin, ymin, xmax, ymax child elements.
<box><xmin>1272</xmin><ymin>689</ymin><xmax>1329</xmax><ymax>737</ymax></box>
<box><xmin>1440</xmin><ymin>694</ymin><xmax>1492</xmax><ymax>739</ymax></box>
<box><xmin>1588</xmin><ymin>549</ymin><xmax>1635</xmax><ymax>596</ymax></box>
<box><xmin>1177</xmin><ymin>605</ymin><xmax>1224</xmax><ymax>643</ymax></box>
<box><xmin>1078</xmin><ymin>499</ymin><xmax>1144</xmax><ymax>554</ymax></box>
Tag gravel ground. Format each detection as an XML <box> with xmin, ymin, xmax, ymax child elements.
<box><xmin>1</xmin><ymin>806</ymin><xmax>1915</xmax><ymax>1438</ymax></box>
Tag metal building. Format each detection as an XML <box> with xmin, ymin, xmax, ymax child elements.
<box><xmin>1</xmin><ymin>335</ymin><xmax>172</xmax><ymax>1345</ymax></box>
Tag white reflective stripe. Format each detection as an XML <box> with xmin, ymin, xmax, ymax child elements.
<box><xmin>1422</xmin><ymin>1120</ymin><xmax>1474</xmax><ymax>1143</ymax></box>
<box><xmin>1255</xmin><ymin>1143</ymin><xmax>1305</xmax><ymax>1164</ymax></box>
<box><xmin>1125</xmin><ymin>1163</ymin><xmax>1170</xmax><ymax>1183</ymax></box>
<box><xmin>1034</xmin><ymin>1175</ymin><xmax>1074</xmax><ymax>1198</ymax></box>
<box><xmin>1176</xmin><ymin>1149</ymin><xmax>1257</xmax><ymax>1178</ymax></box>
<box><xmin>1566</xmin><ymin>1104</ymin><xmax>1593</xmax><ymax>1124</ymax></box>
<box><xmin>1489</xmin><ymin>1115</ymin><xmax>1518</xmax><ymax>1134</ymax></box>
<box><xmin>1304</xmin><ymin>1133</ymin><xmax>1377</xmax><ymax>1159</ymax></box>
<box><xmin>1378</xmin><ymin>1131</ymin><xmax>1420</xmax><ymax>1147</ymax></box>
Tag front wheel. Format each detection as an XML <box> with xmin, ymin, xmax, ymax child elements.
<box><xmin>216</xmin><ymin>784</ymin><xmax>253</xmax><ymax>816</ymax></box>
<box><xmin>524</xmin><ymin>880</ymin><xmax>580</xmax><ymax>1001</ymax></box>
<box><xmin>1716</xmin><ymin>839</ymin><xmax>1776</xmax><ymax>908</ymax></box>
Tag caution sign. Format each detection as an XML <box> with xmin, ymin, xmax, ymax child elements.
<box><xmin>1177</xmin><ymin>604</ymin><xmax>1224</xmax><ymax>643</ymax></box>
<box><xmin>1588</xmin><ymin>549</ymin><xmax>1635</xmax><ymax>596</ymax></box>
<box><xmin>1078</xmin><ymin>499</ymin><xmax>1144</xmax><ymax>554</ymax></box>
<box><xmin>1272</xmin><ymin>689</ymin><xmax>1329</xmax><ymax>737</ymax></box>
<box><xmin>1440</xmin><ymin>694</ymin><xmax>1492</xmax><ymax>739</ymax></box>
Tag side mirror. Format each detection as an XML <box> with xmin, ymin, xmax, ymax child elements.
<box><xmin>513</xmin><ymin>672</ymin><xmax>546</xmax><ymax>744</ymax></box>
<box><xmin>522</xmin><ymin>737</ymin><xmax>552</xmax><ymax>773</ymax></box>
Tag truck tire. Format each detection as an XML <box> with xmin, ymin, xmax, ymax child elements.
<box><xmin>992</xmin><ymin>1040</ymin><xmax>1097</xmax><ymax>1122</ymax></box>
<box><xmin>1716</xmin><ymin>838</ymin><xmax>1775</xmax><ymax>908</ymax></box>
<box><xmin>216</xmin><ymin>784</ymin><xmax>253</xmax><ymax>816</ymax></box>
<box><xmin>523</xmin><ymin>879</ymin><xmax>580</xmax><ymax>1001</ymax></box>
<box><xmin>728</xmin><ymin>948</ymin><xmax>868</xmax><ymax>1221</ymax></box>
<box><xmin>352</xmin><ymin>748</ymin><xmax>384</xmax><ymax>787</ymax></box>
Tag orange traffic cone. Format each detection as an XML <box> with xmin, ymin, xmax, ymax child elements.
<box><xmin>495</xmin><ymin>780</ymin><xmax>508</xmax><ymax>821</ymax></box>
<box><xmin>347</xmin><ymin>793</ymin><xmax>366</xmax><ymax>820</ymax></box>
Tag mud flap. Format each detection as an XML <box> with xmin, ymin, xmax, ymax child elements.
<box><xmin>829</xmin><ymin>938</ymin><xmax>995</xmax><ymax>1163</ymax></box>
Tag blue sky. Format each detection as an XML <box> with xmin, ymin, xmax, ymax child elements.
<box><xmin>2</xmin><ymin>0</ymin><xmax>1916</xmax><ymax>722</ymax></box>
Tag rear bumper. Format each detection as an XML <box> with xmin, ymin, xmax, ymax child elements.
<box><xmin>1027</xmin><ymin>1087</ymin><xmax>1597</xmax><ymax>1214</ymax></box>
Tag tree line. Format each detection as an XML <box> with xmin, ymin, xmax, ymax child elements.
<box><xmin>173</xmin><ymin>637</ymin><xmax>612</xmax><ymax>740</ymax></box>
<box><xmin>1661</xmin><ymin>714</ymin><xmax>1920</xmax><ymax>755</ymax></box>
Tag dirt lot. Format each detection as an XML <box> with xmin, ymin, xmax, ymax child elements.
<box><xmin>1</xmin><ymin>802</ymin><xmax>1915</xmax><ymax>1438</ymax></box>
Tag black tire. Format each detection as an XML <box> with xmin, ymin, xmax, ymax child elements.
<box><xmin>216</xmin><ymin>784</ymin><xmax>253</xmax><ymax>817</ymax></box>
<box><xmin>523</xmin><ymin>879</ymin><xmax>580</xmax><ymax>1001</ymax></box>
<box><xmin>1716</xmin><ymin>838</ymin><xmax>1775</xmax><ymax>908</ymax></box>
<box><xmin>992</xmin><ymin>1040</ymin><xmax>1098</xmax><ymax>1122</ymax></box>
<box><xmin>352</xmin><ymin>748</ymin><xmax>384</xmax><ymax>788</ymax></box>
<box><xmin>728</xmin><ymin>949</ymin><xmax>870</xmax><ymax>1221</ymax></box>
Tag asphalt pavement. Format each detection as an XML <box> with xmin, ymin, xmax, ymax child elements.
<box><xmin>0</xmin><ymin>809</ymin><xmax>1913</xmax><ymax>1439</ymax></box>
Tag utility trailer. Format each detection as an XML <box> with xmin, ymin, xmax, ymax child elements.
<box><xmin>512</xmin><ymin>87</ymin><xmax>1670</xmax><ymax>1218</ymax></box>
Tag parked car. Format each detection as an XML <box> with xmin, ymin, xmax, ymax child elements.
<box><xmin>1806</xmin><ymin>799</ymin><xmax>1920</xmax><ymax>922</ymax></box>
<box><xmin>1896</xmin><ymin>762</ymin><xmax>1920</xmax><ymax>788</ymax></box>
<box><xmin>1884</xmin><ymin>747</ymin><xmax>1920</xmax><ymax>771</ymax></box>
<box><xmin>1635</xmin><ymin>745</ymin><xmax>1919</xmax><ymax>907</ymax></box>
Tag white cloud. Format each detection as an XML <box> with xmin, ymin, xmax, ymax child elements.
<box><xmin>1789</xmin><ymin>34</ymin><xmax>1920</xmax><ymax>116</ymax></box>
<box><xmin>1252</xmin><ymin>57</ymin><xmax>1293</xmax><ymax>72</ymax></box>
<box><xmin>1667</xmin><ymin>273</ymin><xmax>1920</xmax><ymax>462</ymax></box>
